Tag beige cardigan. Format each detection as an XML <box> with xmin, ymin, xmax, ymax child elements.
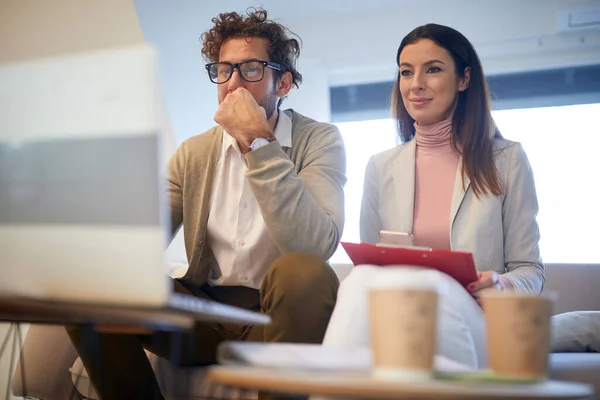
<box><xmin>167</xmin><ymin>109</ymin><xmax>347</xmax><ymax>286</ymax></box>
<box><xmin>361</xmin><ymin>138</ymin><xmax>544</xmax><ymax>294</ymax></box>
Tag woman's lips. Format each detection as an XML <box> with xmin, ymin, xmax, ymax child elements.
<box><xmin>410</xmin><ymin>98</ymin><xmax>432</xmax><ymax>106</ymax></box>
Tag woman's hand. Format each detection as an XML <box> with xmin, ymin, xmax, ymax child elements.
<box><xmin>467</xmin><ymin>271</ymin><xmax>514</xmax><ymax>305</ymax></box>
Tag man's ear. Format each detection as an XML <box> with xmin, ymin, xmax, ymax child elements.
<box><xmin>459</xmin><ymin>67</ymin><xmax>471</xmax><ymax>92</ymax></box>
<box><xmin>276</xmin><ymin>71</ymin><xmax>293</xmax><ymax>98</ymax></box>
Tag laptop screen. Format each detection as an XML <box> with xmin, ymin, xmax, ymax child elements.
<box><xmin>0</xmin><ymin>134</ymin><xmax>161</xmax><ymax>226</ymax></box>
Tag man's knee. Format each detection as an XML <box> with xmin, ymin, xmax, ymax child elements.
<box><xmin>260</xmin><ymin>252</ymin><xmax>339</xmax><ymax>343</ymax></box>
<box><xmin>263</xmin><ymin>252</ymin><xmax>339</xmax><ymax>299</ymax></box>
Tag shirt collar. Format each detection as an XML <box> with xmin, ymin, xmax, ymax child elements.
<box><xmin>273</xmin><ymin>110</ymin><xmax>292</xmax><ymax>148</ymax></box>
<box><xmin>222</xmin><ymin>110</ymin><xmax>293</xmax><ymax>155</ymax></box>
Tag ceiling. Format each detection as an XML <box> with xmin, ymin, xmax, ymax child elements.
<box><xmin>191</xmin><ymin>0</ymin><xmax>413</xmax><ymax>21</ymax></box>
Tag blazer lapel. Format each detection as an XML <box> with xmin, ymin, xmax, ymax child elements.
<box><xmin>450</xmin><ymin>161</ymin><xmax>471</xmax><ymax>235</ymax></box>
<box><xmin>393</xmin><ymin>139</ymin><xmax>416</xmax><ymax>233</ymax></box>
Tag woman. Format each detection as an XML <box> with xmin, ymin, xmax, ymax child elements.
<box><xmin>323</xmin><ymin>23</ymin><xmax>544</xmax><ymax>368</ymax></box>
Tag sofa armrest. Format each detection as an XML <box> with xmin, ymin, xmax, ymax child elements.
<box><xmin>11</xmin><ymin>324</ymin><xmax>82</xmax><ymax>400</ymax></box>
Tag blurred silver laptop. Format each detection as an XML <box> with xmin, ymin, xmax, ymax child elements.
<box><xmin>0</xmin><ymin>44</ymin><xmax>269</xmax><ymax>325</ymax></box>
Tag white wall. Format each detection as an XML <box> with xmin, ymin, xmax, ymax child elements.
<box><xmin>134</xmin><ymin>0</ymin><xmax>600</xmax><ymax>144</ymax></box>
<box><xmin>303</xmin><ymin>0</ymin><xmax>600</xmax><ymax>81</ymax></box>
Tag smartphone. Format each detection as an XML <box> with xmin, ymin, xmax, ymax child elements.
<box><xmin>378</xmin><ymin>230</ymin><xmax>414</xmax><ymax>247</ymax></box>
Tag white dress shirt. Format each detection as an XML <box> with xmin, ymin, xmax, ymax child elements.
<box><xmin>206</xmin><ymin>112</ymin><xmax>293</xmax><ymax>289</ymax></box>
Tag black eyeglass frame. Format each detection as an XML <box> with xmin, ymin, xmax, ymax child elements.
<box><xmin>205</xmin><ymin>60</ymin><xmax>282</xmax><ymax>84</ymax></box>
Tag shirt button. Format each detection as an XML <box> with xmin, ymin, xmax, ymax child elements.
<box><xmin>242</xmin><ymin>276</ymin><xmax>248</xmax><ymax>281</ymax></box>
<box><xmin>243</xmin><ymin>202</ymin><xmax>248</xmax><ymax>209</ymax></box>
<box><xmin>239</xmin><ymin>239</ymin><xmax>245</xmax><ymax>246</ymax></box>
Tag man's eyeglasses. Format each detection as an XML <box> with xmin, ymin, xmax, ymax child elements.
<box><xmin>205</xmin><ymin>60</ymin><xmax>281</xmax><ymax>84</ymax></box>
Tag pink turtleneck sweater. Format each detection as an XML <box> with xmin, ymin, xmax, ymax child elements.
<box><xmin>412</xmin><ymin>118</ymin><xmax>459</xmax><ymax>250</ymax></box>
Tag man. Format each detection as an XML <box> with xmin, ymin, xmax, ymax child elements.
<box><xmin>67</xmin><ymin>8</ymin><xmax>346</xmax><ymax>399</ymax></box>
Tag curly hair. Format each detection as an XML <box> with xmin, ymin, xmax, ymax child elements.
<box><xmin>201</xmin><ymin>8</ymin><xmax>303</xmax><ymax>89</ymax></box>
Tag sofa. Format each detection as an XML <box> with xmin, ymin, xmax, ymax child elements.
<box><xmin>10</xmin><ymin>263</ymin><xmax>600</xmax><ymax>400</ymax></box>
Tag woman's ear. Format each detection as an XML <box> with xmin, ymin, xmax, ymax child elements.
<box><xmin>459</xmin><ymin>67</ymin><xmax>471</xmax><ymax>92</ymax></box>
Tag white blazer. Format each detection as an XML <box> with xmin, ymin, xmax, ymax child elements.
<box><xmin>360</xmin><ymin>138</ymin><xmax>544</xmax><ymax>294</ymax></box>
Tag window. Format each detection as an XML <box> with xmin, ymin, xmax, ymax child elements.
<box><xmin>332</xmin><ymin>119</ymin><xmax>397</xmax><ymax>264</ymax></box>
<box><xmin>330</xmin><ymin>103</ymin><xmax>600</xmax><ymax>264</ymax></box>
<box><xmin>493</xmin><ymin>103</ymin><xmax>600</xmax><ymax>263</ymax></box>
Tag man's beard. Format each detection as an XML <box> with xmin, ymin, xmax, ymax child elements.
<box><xmin>260</xmin><ymin>88</ymin><xmax>278</xmax><ymax>120</ymax></box>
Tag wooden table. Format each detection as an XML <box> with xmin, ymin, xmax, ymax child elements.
<box><xmin>208</xmin><ymin>365</ymin><xmax>594</xmax><ymax>400</ymax></box>
<box><xmin>0</xmin><ymin>296</ymin><xmax>192</xmax><ymax>333</ymax></box>
<box><xmin>0</xmin><ymin>295</ymin><xmax>270</xmax><ymax>333</ymax></box>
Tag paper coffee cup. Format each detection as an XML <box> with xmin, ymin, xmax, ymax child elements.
<box><xmin>481</xmin><ymin>291</ymin><xmax>554</xmax><ymax>380</ymax></box>
<box><xmin>368</xmin><ymin>267</ymin><xmax>443</xmax><ymax>381</ymax></box>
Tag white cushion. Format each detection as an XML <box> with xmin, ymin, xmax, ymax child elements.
<box><xmin>551</xmin><ymin>311</ymin><xmax>600</xmax><ymax>352</ymax></box>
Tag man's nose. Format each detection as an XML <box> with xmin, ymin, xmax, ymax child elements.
<box><xmin>227</xmin><ymin>68</ymin><xmax>244</xmax><ymax>91</ymax></box>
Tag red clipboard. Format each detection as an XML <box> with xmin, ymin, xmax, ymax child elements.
<box><xmin>340</xmin><ymin>241</ymin><xmax>478</xmax><ymax>287</ymax></box>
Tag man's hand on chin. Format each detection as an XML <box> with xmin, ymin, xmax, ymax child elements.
<box><xmin>214</xmin><ymin>88</ymin><xmax>274</xmax><ymax>150</ymax></box>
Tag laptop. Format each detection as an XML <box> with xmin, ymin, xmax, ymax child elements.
<box><xmin>0</xmin><ymin>43</ymin><xmax>269</xmax><ymax>325</ymax></box>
